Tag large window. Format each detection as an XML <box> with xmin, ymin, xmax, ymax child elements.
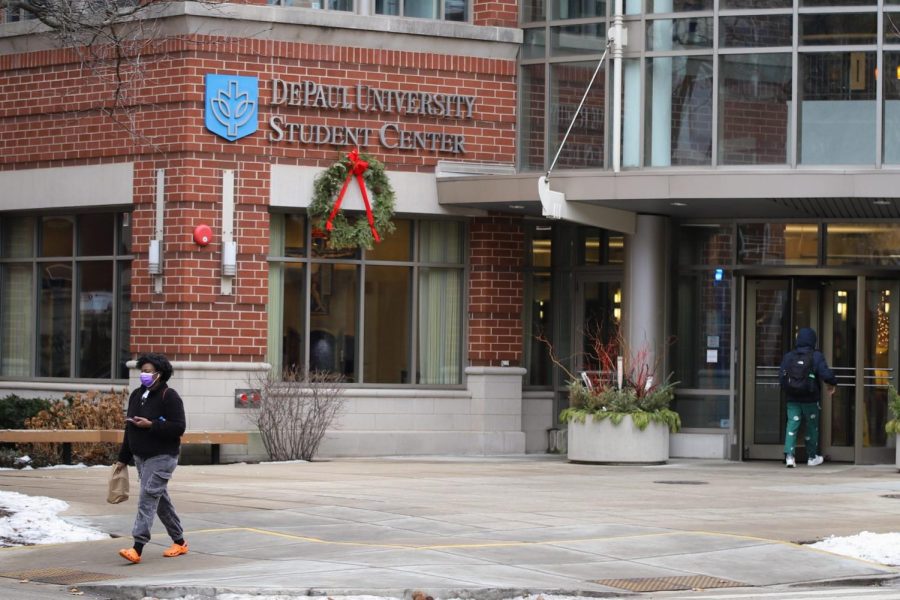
<box><xmin>0</xmin><ymin>212</ymin><xmax>132</xmax><ymax>380</ymax></box>
<box><xmin>268</xmin><ymin>215</ymin><xmax>465</xmax><ymax>385</ymax></box>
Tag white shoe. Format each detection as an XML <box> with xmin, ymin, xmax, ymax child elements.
<box><xmin>785</xmin><ymin>454</ymin><xmax>796</xmax><ymax>468</ymax></box>
<box><xmin>807</xmin><ymin>455</ymin><xmax>824</xmax><ymax>466</ymax></box>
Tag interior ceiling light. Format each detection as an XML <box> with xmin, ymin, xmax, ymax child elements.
<box><xmin>671</xmin><ymin>202</ymin><xmax>688</xmax><ymax>207</ymax></box>
<box><xmin>509</xmin><ymin>204</ymin><xmax>525</xmax><ymax>209</ymax></box>
<box><xmin>873</xmin><ymin>199</ymin><xmax>892</xmax><ymax>205</ymax></box>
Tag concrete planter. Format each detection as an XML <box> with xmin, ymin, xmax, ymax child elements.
<box><xmin>567</xmin><ymin>414</ymin><xmax>669</xmax><ymax>464</ymax></box>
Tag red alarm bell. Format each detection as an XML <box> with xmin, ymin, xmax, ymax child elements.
<box><xmin>193</xmin><ymin>224</ymin><xmax>213</xmax><ymax>247</ymax></box>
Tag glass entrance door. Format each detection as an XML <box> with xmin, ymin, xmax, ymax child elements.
<box><xmin>744</xmin><ymin>278</ymin><xmax>854</xmax><ymax>461</ymax></box>
<box><xmin>744</xmin><ymin>277</ymin><xmax>899</xmax><ymax>463</ymax></box>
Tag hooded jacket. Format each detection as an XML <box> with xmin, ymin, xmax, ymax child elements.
<box><xmin>778</xmin><ymin>327</ymin><xmax>837</xmax><ymax>403</ymax></box>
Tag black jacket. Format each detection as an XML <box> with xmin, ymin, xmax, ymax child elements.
<box><xmin>778</xmin><ymin>328</ymin><xmax>837</xmax><ymax>403</ymax></box>
<box><xmin>118</xmin><ymin>384</ymin><xmax>186</xmax><ymax>463</ymax></box>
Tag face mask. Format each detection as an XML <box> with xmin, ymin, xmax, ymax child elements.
<box><xmin>139</xmin><ymin>372</ymin><xmax>156</xmax><ymax>387</ymax></box>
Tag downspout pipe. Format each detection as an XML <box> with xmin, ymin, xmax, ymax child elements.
<box><xmin>610</xmin><ymin>0</ymin><xmax>626</xmax><ymax>173</ymax></box>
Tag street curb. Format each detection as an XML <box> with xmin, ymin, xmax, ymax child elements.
<box><xmin>78</xmin><ymin>584</ymin><xmax>631</xmax><ymax>599</ymax></box>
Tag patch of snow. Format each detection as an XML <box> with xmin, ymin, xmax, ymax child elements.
<box><xmin>0</xmin><ymin>490</ymin><xmax>109</xmax><ymax>547</ymax></box>
<box><xmin>808</xmin><ymin>531</ymin><xmax>900</xmax><ymax>566</ymax></box>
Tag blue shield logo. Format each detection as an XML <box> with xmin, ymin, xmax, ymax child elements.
<box><xmin>205</xmin><ymin>74</ymin><xmax>258</xmax><ymax>142</ymax></box>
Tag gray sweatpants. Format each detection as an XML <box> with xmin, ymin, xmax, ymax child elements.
<box><xmin>132</xmin><ymin>454</ymin><xmax>183</xmax><ymax>545</ymax></box>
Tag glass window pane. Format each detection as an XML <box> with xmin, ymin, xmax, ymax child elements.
<box><xmin>531</xmin><ymin>225</ymin><xmax>552</xmax><ymax>268</ymax></box>
<box><xmin>650</xmin><ymin>0</ymin><xmax>712</xmax><ymax>12</ymax></box>
<box><xmin>576</xmin><ymin>228</ymin><xmax>621</xmax><ymax>265</ymax></box>
<box><xmin>1</xmin><ymin>264</ymin><xmax>34</xmax><ymax>376</ymax></box>
<box><xmin>39</xmin><ymin>261</ymin><xmax>72</xmax><ymax>377</ymax></box>
<box><xmin>826</xmin><ymin>224</ymin><xmax>900</xmax><ymax>266</ymax></box>
<box><xmin>364</xmin><ymin>266</ymin><xmax>411</xmax><ymax>383</ymax></box>
<box><xmin>419</xmin><ymin>220</ymin><xmax>463</xmax><ymax>264</ymax></box>
<box><xmin>526</xmin><ymin>273</ymin><xmax>552</xmax><ymax>386</ymax></box>
<box><xmin>327</xmin><ymin>0</ymin><xmax>353</xmax><ymax>9</ymax></box>
<box><xmin>41</xmin><ymin>216</ymin><xmax>73</xmax><ymax>257</ymax></box>
<box><xmin>2</xmin><ymin>215</ymin><xmax>34</xmax><ymax>258</ymax></box>
<box><xmin>523</xmin><ymin>28</ymin><xmax>546</xmax><ymax>60</ymax></box>
<box><xmin>737</xmin><ymin>224</ymin><xmax>819</xmax><ymax>265</ymax></box>
<box><xmin>677</xmin><ymin>224</ymin><xmax>733</xmax><ymax>267</ymax></box>
<box><xmin>887</xmin><ymin>13</ymin><xmax>900</xmax><ymax>43</ymax></box>
<box><xmin>718</xmin><ymin>53</ymin><xmax>791</xmax><ymax>165</ymax></box>
<box><xmin>647</xmin><ymin>18</ymin><xmax>713</xmax><ymax>51</ymax></box>
<box><xmin>417</xmin><ymin>267</ymin><xmax>462</xmax><ymax>384</ymax></box>
<box><xmin>800</xmin><ymin>52</ymin><xmax>875</xmax><ymax>165</ymax></box>
<box><xmin>721</xmin><ymin>0</ymin><xmax>790</xmax><ymax>7</ymax></box>
<box><xmin>800</xmin><ymin>13</ymin><xmax>876</xmax><ymax>46</ymax></box>
<box><xmin>445</xmin><ymin>0</ymin><xmax>466</xmax><ymax>21</ymax></box>
<box><xmin>117</xmin><ymin>262</ymin><xmax>131</xmax><ymax>379</ymax></box>
<box><xmin>284</xmin><ymin>214</ymin><xmax>306</xmax><ymax>257</ymax></box>
<box><xmin>309</xmin><ymin>263</ymin><xmax>358</xmax><ymax>380</ymax></box>
<box><xmin>78</xmin><ymin>261</ymin><xmax>113</xmax><ymax>378</ymax></box>
<box><xmin>646</xmin><ymin>56</ymin><xmax>713</xmax><ymax>166</ymax></box>
<box><xmin>673</xmin><ymin>395</ymin><xmax>731</xmax><ymax>429</ymax></box>
<box><xmin>282</xmin><ymin>263</ymin><xmax>306</xmax><ymax>372</ymax></box>
<box><xmin>863</xmin><ymin>282</ymin><xmax>894</xmax><ymax>449</ymax></box>
<box><xmin>553</xmin><ymin>0</ymin><xmax>605</xmax><ymax>20</ymax></box>
<box><xmin>78</xmin><ymin>213</ymin><xmax>114</xmax><ymax>257</ymax></box>
<box><xmin>367</xmin><ymin>219</ymin><xmax>411</xmax><ymax>261</ymax></box>
<box><xmin>720</xmin><ymin>15</ymin><xmax>792</xmax><ymax>48</ymax></box>
<box><xmin>520</xmin><ymin>64</ymin><xmax>547</xmax><ymax>171</ymax></box>
<box><xmin>551</xmin><ymin>23</ymin><xmax>606</xmax><ymax>57</ymax></box>
<box><xmin>405</xmin><ymin>0</ymin><xmax>438</xmax><ymax>18</ymax></box>
<box><xmin>550</xmin><ymin>62</ymin><xmax>606</xmax><ymax>169</ymax></box>
<box><xmin>523</xmin><ymin>0</ymin><xmax>545</xmax><ymax>22</ymax></box>
<box><xmin>375</xmin><ymin>0</ymin><xmax>399</xmax><ymax>14</ymax></box>
<box><xmin>883</xmin><ymin>52</ymin><xmax>900</xmax><ymax>163</ymax></box>
<box><xmin>674</xmin><ymin>272</ymin><xmax>732</xmax><ymax>390</ymax></box>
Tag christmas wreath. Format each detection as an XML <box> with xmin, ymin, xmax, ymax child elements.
<box><xmin>308</xmin><ymin>150</ymin><xmax>396</xmax><ymax>250</ymax></box>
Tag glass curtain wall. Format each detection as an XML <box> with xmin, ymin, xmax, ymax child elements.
<box><xmin>268</xmin><ymin>215</ymin><xmax>465</xmax><ymax>385</ymax></box>
<box><xmin>519</xmin><ymin>1</ymin><xmax>609</xmax><ymax>171</ymax></box>
<box><xmin>522</xmin><ymin>2</ymin><xmax>900</xmax><ymax>169</ymax></box>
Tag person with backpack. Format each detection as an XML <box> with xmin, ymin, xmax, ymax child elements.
<box><xmin>116</xmin><ymin>353</ymin><xmax>189</xmax><ymax>563</ymax></box>
<box><xmin>779</xmin><ymin>327</ymin><xmax>837</xmax><ymax>468</ymax></box>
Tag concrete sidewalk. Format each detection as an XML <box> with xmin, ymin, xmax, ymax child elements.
<box><xmin>1</xmin><ymin>456</ymin><xmax>899</xmax><ymax>599</ymax></box>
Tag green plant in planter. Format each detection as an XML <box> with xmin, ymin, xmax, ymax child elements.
<box><xmin>886</xmin><ymin>385</ymin><xmax>900</xmax><ymax>435</ymax></box>
<box><xmin>544</xmin><ymin>325</ymin><xmax>681</xmax><ymax>433</ymax></box>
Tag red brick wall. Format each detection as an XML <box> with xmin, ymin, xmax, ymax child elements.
<box><xmin>473</xmin><ymin>0</ymin><xmax>518</xmax><ymax>28</ymax></box>
<box><xmin>0</xmin><ymin>35</ymin><xmax>518</xmax><ymax>364</ymax></box>
<box><xmin>468</xmin><ymin>215</ymin><xmax>524</xmax><ymax>366</ymax></box>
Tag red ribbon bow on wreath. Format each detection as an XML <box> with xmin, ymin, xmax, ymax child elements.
<box><xmin>325</xmin><ymin>149</ymin><xmax>381</xmax><ymax>243</ymax></box>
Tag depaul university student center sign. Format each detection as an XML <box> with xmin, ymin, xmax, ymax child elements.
<box><xmin>268</xmin><ymin>78</ymin><xmax>474</xmax><ymax>154</ymax></box>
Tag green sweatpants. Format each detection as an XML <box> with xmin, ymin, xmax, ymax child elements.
<box><xmin>784</xmin><ymin>401</ymin><xmax>820</xmax><ymax>457</ymax></box>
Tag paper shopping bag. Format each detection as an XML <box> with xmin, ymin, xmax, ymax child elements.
<box><xmin>107</xmin><ymin>463</ymin><xmax>129</xmax><ymax>504</ymax></box>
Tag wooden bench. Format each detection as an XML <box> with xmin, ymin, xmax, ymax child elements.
<box><xmin>0</xmin><ymin>429</ymin><xmax>249</xmax><ymax>464</ymax></box>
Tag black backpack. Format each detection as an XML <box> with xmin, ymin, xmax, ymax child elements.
<box><xmin>783</xmin><ymin>350</ymin><xmax>817</xmax><ymax>396</ymax></box>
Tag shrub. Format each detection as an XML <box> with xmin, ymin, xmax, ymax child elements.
<box><xmin>246</xmin><ymin>367</ymin><xmax>346</xmax><ymax>462</ymax></box>
<box><xmin>22</xmin><ymin>389</ymin><xmax>127</xmax><ymax>465</ymax></box>
<box><xmin>0</xmin><ymin>395</ymin><xmax>53</xmax><ymax>429</ymax></box>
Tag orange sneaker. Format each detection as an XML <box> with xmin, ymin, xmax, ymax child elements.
<box><xmin>163</xmin><ymin>541</ymin><xmax>189</xmax><ymax>557</ymax></box>
<box><xmin>118</xmin><ymin>548</ymin><xmax>141</xmax><ymax>564</ymax></box>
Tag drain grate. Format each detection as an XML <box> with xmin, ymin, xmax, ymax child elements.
<box><xmin>0</xmin><ymin>567</ymin><xmax>123</xmax><ymax>585</ymax></box>
<box><xmin>653</xmin><ymin>480</ymin><xmax>708</xmax><ymax>485</ymax></box>
<box><xmin>592</xmin><ymin>575</ymin><xmax>747</xmax><ymax>592</ymax></box>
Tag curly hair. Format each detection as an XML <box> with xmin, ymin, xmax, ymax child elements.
<box><xmin>136</xmin><ymin>353</ymin><xmax>174</xmax><ymax>383</ymax></box>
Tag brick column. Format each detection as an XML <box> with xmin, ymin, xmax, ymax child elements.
<box><xmin>467</xmin><ymin>215</ymin><xmax>524</xmax><ymax>367</ymax></box>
